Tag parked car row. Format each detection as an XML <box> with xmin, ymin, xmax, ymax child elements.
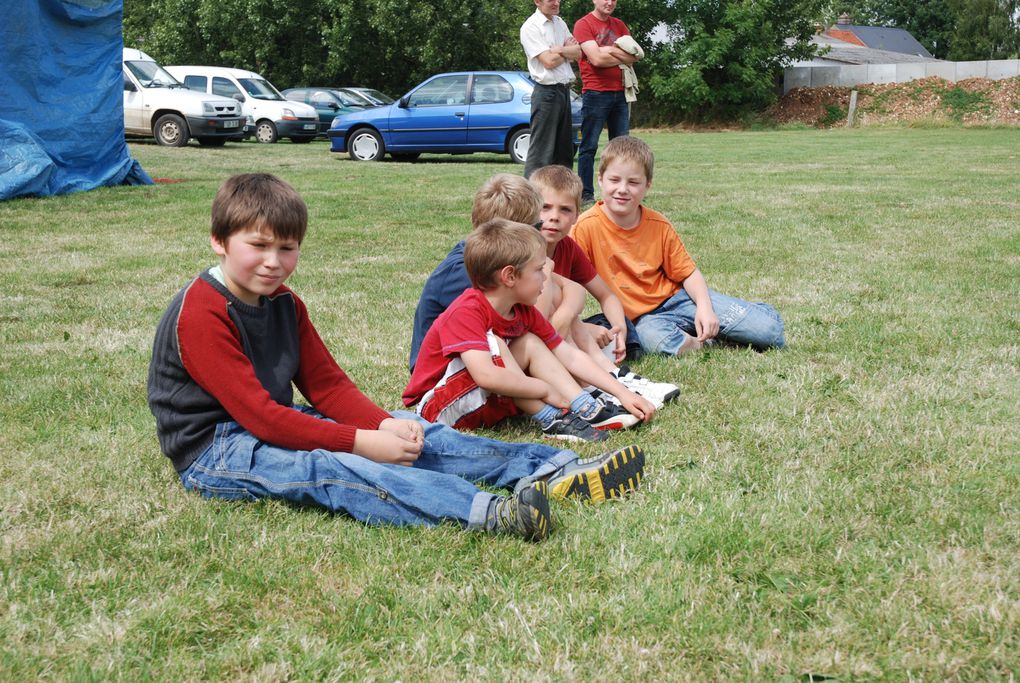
<box><xmin>122</xmin><ymin>49</ymin><xmax>392</xmax><ymax>147</ymax></box>
<box><xmin>123</xmin><ymin>52</ymin><xmax>580</xmax><ymax>165</ymax></box>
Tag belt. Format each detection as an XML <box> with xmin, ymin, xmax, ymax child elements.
<box><xmin>534</xmin><ymin>82</ymin><xmax>571</xmax><ymax>88</ymax></box>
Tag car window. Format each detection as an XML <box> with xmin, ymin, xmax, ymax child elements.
<box><xmin>287</xmin><ymin>89</ymin><xmax>307</xmax><ymax>100</ymax></box>
<box><xmin>183</xmin><ymin>75</ymin><xmax>207</xmax><ymax>92</ymax></box>
<box><xmin>310</xmin><ymin>90</ymin><xmax>335</xmax><ymax>106</ymax></box>
<box><xmin>470</xmin><ymin>75</ymin><xmax>513</xmax><ymax>105</ymax></box>
<box><xmin>407</xmin><ymin>75</ymin><xmax>468</xmax><ymax>107</ymax></box>
<box><xmin>124</xmin><ymin>60</ymin><xmax>179</xmax><ymax>88</ymax></box>
<box><xmin>212</xmin><ymin>77</ymin><xmax>241</xmax><ymax>98</ymax></box>
<box><xmin>238</xmin><ymin>77</ymin><xmax>286</xmax><ymax>101</ymax></box>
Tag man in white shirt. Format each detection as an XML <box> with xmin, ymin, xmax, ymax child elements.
<box><xmin>520</xmin><ymin>0</ymin><xmax>581</xmax><ymax>178</ymax></box>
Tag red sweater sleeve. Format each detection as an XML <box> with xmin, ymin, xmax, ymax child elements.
<box><xmin>177</xmin><ymin>286</ymin><xmax>388</xmax><ymax>454</ymax></box>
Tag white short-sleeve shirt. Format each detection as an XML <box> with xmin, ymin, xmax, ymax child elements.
<box><xmin>520</xmin><ymin>9</ymin><xmax>576</xmax><ymax>85</ymax></box>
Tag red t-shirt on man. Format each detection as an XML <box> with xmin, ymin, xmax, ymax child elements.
<box><xmin>573</xmin><ymin>12</ymin><xmax>630</xmax><ymax>93</ymax></box>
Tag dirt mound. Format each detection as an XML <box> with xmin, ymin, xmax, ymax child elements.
<box><xmin>768</xmin><ymin>76</ymin><xmax>1020</xmax><ymax>127</ymax></box>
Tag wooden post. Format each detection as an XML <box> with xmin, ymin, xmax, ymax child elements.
<box><xmin>847</xmin><ymin>90</ymin><xmax>858</xmax><ymax>128</ymax></box>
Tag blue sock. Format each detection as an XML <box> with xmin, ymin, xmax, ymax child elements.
<box><xmin>531</xmin><ymin>403</ymin><xmax>561</xmax><ymax>429</ymax></box>
<box><xmin>570</xmin><ymin>392</ymin><xmax>601</xmax><ymax>420</ymax></box>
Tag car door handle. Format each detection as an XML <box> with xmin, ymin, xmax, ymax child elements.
<box><xmin>455</xmin><ymin>112</ymin><xmax>465</xmax><ymax>117</ymax></box>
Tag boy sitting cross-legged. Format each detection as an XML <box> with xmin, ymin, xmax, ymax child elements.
<box><xmin>571</xmin><ymin>136</ymin><xmax>785</xmax><ymax>355</ymax></box>
<box><xmin>403</xmin><ymin>218</ymin><xmax>656</xmax><ymax>441</ymax></box>
<box><xmin>147</xmin><ymin>173</ymin><xmax>647</xmax><ymax>543</ymax></box>
<box><xmin>529</xmin><ymin>165</ymin><xmax>680</xmax><ymax>407</ymax></box>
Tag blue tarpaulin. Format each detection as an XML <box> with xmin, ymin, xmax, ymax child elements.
<box><xmin>0</xmin><ymin>0</ymin><xmax>151</xmax><ymax>201</ymax></box>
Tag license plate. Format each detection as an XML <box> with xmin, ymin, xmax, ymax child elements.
<box><xmin>303</xmin><ymin>123</ymin><xmax>316</xmax><ymax>130</ymax></box>
<box><xmin>223</xmin><ymin>120</ymin><xmax>240</xmax><ymax>128</ymax></box>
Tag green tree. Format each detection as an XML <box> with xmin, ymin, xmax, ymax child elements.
<box><xmin>645</xmin><ymin>0</ymin><xmax>825</xmax><ymax>119</ymax></box>
<box><xmin>947</xmin><ymin>0</ymin><xmax>1020</xmax><ymax>59</ymax></box>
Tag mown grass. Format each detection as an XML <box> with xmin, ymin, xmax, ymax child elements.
<box><xmin>1</xmin><ymin>129</ymin><xmax>1018</xmax><ymax>680</ymax></box>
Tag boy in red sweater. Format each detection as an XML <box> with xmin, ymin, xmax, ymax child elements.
<box><xmin>147</xmin><ymin>173</ymin><xmax>646</xmax><ymax>541</ymax></box>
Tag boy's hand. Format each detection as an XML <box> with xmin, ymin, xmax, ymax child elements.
<box><xmin>694</xmin><ymin>306</ymin><xmax>719</xmax><ymax>342</ymax></box>
<box><xmin>354</xmin><ymin>428</ymin><xmax>422</xmax><ymax>466</ymax></box>
<box><xmin>379</xmin><ymin>417</ymin><xmax>425</xmax><ymax>447</ymax></box>
<box><xmin>618</xmin><ymin>390</ymin><xmax>656</xmax><ymax>423</ymax></box>
<box><xmin>585</xmin><ymin>321</ymin><xmax>613</xmax><ymax>348</ymax></box>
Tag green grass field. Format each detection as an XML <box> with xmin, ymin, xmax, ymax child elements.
<box><xmin>2</xmin><ymin>129</ymin><xmax>1018</xmax><ymax>680</ymax></box>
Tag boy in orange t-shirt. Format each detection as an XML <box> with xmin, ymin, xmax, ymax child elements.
<box><xmin>571</xmin><ymin>136</ymin><xmax>785</xmax><ymax>355</ymax></box>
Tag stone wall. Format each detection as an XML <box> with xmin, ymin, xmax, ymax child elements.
<box><xmin>784</xmin><ymin>60</ymin><xmax>1020</xmax><ymax>93</ymax></box>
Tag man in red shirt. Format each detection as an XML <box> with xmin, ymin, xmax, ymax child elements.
<box><xmin>573</xmin><ymin>0</ymin><xmax>641</xmax><ymax>204</ymax></box>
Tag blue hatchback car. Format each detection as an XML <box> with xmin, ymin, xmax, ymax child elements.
<box><xmin>328</xmin><ymin>71</ymin><xmax>582</xmax><ymax>163</ymax></box>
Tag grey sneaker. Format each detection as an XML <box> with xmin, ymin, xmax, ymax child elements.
<box><xmin>582</xmin><ymin>399</ymin><xmax>640</xmax><ymax>430</ymax></box>
<box><xmin>547</xmin><ymin>445</ymin><xmax>646</xmax><ymax>502</ymax></box>
<box><xmin>485</xmin><ymin>481</ymin><xmax>551</xmax><ymax>541</ymax></box>
<box><xmin>542</xmin><ymin>411</ymin><xmax>610</xmax><ymax>442</ymax></box>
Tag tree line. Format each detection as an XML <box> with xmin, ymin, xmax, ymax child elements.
<box><xmin>124</xmin><ymin>0</ymin><xmax>1020</xmax><ymax>121</ymax></box>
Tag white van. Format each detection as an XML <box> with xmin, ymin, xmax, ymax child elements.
<box><xmin>122</xmin><ymin>49</ymin><xmax>245</xmax><ymax>147</ymax></box>
<box><xmin>165</xmin><ymin>66</ymin><xmax>319</xmax><ymax>143</ymax></box>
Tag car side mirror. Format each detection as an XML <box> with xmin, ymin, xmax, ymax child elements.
<box><xmin>328</xmin><ymin>102</ymin><xmax>339</xmax><ymax>110</ymax></box>
<box><xmin>398</xmin><ymin>95</ymin><xmax>410</xmax><ymax>108</ymax></box>
<box><xmin>233</xmin><ymin>93</ymin><xmax>245</xmax><ymax>103</ymax></box>
<box><xmin>123</xmin><ymin>80</ymin><xmax>137</xmax><ymax>92</ymax></box>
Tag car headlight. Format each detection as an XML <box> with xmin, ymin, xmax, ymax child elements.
<box><xmin>202</xmin><ymin>101</ymin><xmax>217</xmax><ymax>115</ymax></box>
<box><xmin>282</xmin><ymin>108</ymin><xmax>296</xmax><ymax>120</ymax></box>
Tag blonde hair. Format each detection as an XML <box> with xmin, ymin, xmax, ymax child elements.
<box><xmin>464</xmin><ymin>218</ymin><xmax>546</xmax><ymax>290</ymax></box>
<box><xmin>529</xmin><ymin>165</ymin><xmax>583</xmax><ymax>213</ymax></box>
<box><xmin>211</xmin><ymin>173</ymin><xmax>307</xmax><ymax>243</ymax></box>
<box><xmin>471</xmin><ymin>173</ymin><xmax>542</xmax><ymax>228</ymax></box>
<box><xmin>598</xmin><ymin>135</ymin><xmax>655</xmax><ymax>183</ymax></box>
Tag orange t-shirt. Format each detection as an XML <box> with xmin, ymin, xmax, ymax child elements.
<box><xmin>571</xmin><ymin>202</ymin><xmax>697</xmax><ymax>319</ymax></box>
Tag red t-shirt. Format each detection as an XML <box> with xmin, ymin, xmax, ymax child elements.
<box><xmin>403</xmin><ymin>288</ymin><xmax>562</xmax><ymax>406</ymax></box>
<box><xmin>573</xmin><ymin>12</ymin><xmax>630</xmax><ymax>93</ymax></box>
<box><xmin>551</xmin><ymin>235</ymin><xmax>598</xmax><ymax>284</ymax></box>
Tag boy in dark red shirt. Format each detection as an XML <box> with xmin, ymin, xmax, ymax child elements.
<box><xmin>147</xmin><ymin>173</ymin><xmax>645</xmax><ymax>541</ymax></box>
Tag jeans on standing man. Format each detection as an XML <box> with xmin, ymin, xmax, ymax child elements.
<box><xmin>577</xmin><ymin>89</ymin><xmax>629</xmax><ymax>200</ymax></box>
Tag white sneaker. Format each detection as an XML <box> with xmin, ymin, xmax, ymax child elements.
<box><xmin>613</xmin><ymin>365</ymin><xmax>681</xmax><ymax>406</ymax></box>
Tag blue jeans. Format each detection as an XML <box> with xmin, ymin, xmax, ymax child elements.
<box><xmin>179</xmin><ymin>409</ymin><xmax>575</xmax><ymax>530</ymax></box>
<box><xmin>635</xmin><ymin>289</ymin><xmax>785</xmax><ymax>354</ymax></box>
<box><xmin>577</xmin><ymin>90</ymin><xmax>630</xmax><ymax>200</ymax></box>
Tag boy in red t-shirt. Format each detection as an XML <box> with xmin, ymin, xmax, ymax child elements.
<box><xmin>404</xmin><ymin>218</ymin><xmax>655</xmax><ymax>442</ymax></box>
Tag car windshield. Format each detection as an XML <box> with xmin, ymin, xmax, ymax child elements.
<box><xmin>359</xmin><ymin>88</ymin><xmax>394</xmax><ymax>104</ymax></box>
<box><xmin>330</xmin><ymin>90</ymin><xmax>366</xmax><ymax>107</ymax></box>
<box><xmin>337</xmin><ymin>89</ymin><xmax>374</xmax><ymax>106</ymax></box>
<box><xmin>238</xmin><ymin>78</ymin><xmax>286</xmax><ymax>101</ymax></box>
<box><xmin>125</xmin><ymin>60</ymin><xmax>182</xmax><ymax>88</ymax></box>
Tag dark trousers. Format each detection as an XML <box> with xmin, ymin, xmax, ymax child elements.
<box><xmin>524</xmin><ymin>83</ymin><xmax>574</xmax><ymax>178</ymax></box>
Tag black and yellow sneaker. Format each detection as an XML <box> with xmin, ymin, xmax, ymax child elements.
<box><xmin>485</xmin><ymin>481</ymin><xmax>552</xmax><ymax>541</ymax></box>
<box><xmin>546</xmin><ymin>445</ymin><xmax>645</xmax><ymax>503</ymax></box>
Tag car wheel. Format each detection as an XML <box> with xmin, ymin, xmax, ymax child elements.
<box><xmin>290</xmin><ymin>136</ymin><xmax>315</xmax><ymax>144</ymax></box>
<box><xmin>391</xmin><ymin>152</ymin><xmax>420</xmax><ymax>162</ymax></box>
<box><xmin>255</xmin><ymin>120</ymin><xmax>278</xmax><ymax>144</ymax></box>
<box><xmin>349</xmin><ymin>128</ymin><xmax>385</xmax><ymax>161</ymax></box>
<box><xmin>508</xmin><ymin>128</ymin><xmax>530</xmax><ymax>164</ymax></box>
<box><xmin>196</xmin><ymin>137</ymin><xmax>227</xmax><ymax>147</ymax></box>
<box><xmin>154</xmin><ymin>113</ymin><xmax>189</xmax><ymax>147</ymax></box>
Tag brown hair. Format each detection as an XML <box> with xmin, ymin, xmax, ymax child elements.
<box><xmin>470</xmin><ymin>173</ymin><xmax>542</xmax><ymax>228</ymax></box>
<box><xmin>211</xmin><ymin>173</ymin><xmax>308</xmax><ymax>243</ymax></box>
<box><xmin>529</xmin><ymin>165</ymin><xmax>583</xmax><ymax>213</ymax></box>
<box><xmin>598</xmin><ymin>135</ymin><xmax>655</xmax><ymax>183</ymax></box>
<box><xmin>464</xmin><ymin>218</ymin><xmax>546</xmax><ymax>290</ymax></box>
